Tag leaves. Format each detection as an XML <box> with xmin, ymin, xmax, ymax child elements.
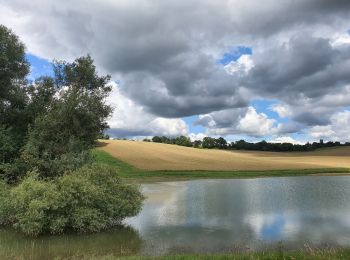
<box><xmin>1</xmin><ymin>165</ymin><xmax>144</xmax><ymax>236</ymax></box>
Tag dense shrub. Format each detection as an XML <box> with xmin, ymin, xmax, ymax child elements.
<box><xmin>0</xmin><ymin>180</ymin><xmax>10</xmax><ymax>225</ymax></box>
<box><xmin>0</xmin><ymin>164</ymin><xmax>144</xmax><ymax>236</ymax></box>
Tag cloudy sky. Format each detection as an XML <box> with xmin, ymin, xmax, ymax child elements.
<box><xmin>1</xmin><ymin>0</ymin><xmax>350</xmax><ymax>143</ymax></box>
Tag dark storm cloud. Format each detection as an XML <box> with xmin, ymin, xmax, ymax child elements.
<box><xmin>293</xmin><ymin>112</ymin><xmax>330</xmax><ymax>126</ymax></box>
<box><xmin>194</xmin><ymin>33</ymin><xmax>350</xmax><ymax>133</ymax></box>
<box><xmin>276</xmin><ymin>122</ymin><xmax>303</xmax><ymax>135</ymax></box>
<box><xmin>1</xmin><ymin>0</ymin><xmax>350</xmax><ymax>136</ymax></box>
<box><xmin>194</xmin><ymin>108</ymin><xmax>248</xmax><ymax>129</ymax></box>
<box><xmin>121</xmin><ymin>52</ymin><xmax>250</xmax><ymax>117</ymax></box>
<box><xmin>244</xmin><ymin>34</ymin><xmax>350</xmax><ymax>99</ymax></box>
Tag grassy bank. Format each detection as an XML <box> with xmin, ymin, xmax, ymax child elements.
<box><xmin>56</xmin><ymin>247</ymin><xmax>350</xmax><ymax>260</ymax></box>
<box><xmin>92</xmin><ymin>149</ymin><xmax>350</xmax><ymax>181</ymax></box>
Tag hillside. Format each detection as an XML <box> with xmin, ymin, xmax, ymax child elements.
<box><xmin>98</xmin><ymin>140</ymin><xmax>350</xmax><ymax>171</ymax></box>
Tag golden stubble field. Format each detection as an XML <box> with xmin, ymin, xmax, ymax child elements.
<box><xmin>98</xmin><ymin>140</ymin><xmax>350</xmax><ymax>171</ymax></box>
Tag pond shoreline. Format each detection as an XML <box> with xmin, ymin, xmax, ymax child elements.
<box><xmin>66</xmin><ymin>248</ymin><xmax>350</xmax><ymax>260</ymax></box>
<box><xmin>2</xmin><ymin>176</ymin><xmax>350</xmax><ymax>259</ymax></box>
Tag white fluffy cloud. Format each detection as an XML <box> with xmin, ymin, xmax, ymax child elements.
<box><xmin>270</xmin><ymin>136</ymin><xmax>304</xmax><ymax>145</ymax></box>
<box><xmin>189</xmin><ymin>133</ymin><xmax>206</xmax><ymax>141</ymax></box>
<box><xmin>237</xmin><ymin>107</ymin><xmax>276</xmax><ymax>136</ymax></box>
<box><xmin>270</xmin><ymin>104</ymin><xmax>291</xmax><ymax>118</ymax></box>
<box><xmin>224</xmin><ymin>54</ymin><xmax>254</xmax><ymax>75</ymax></box>
<box><xmin>332</xmin><ymin>32</ymin><xmax>350</xmax><ymax>46</ymax></box>
<box><xmin>309</xmin><ymin>110</ymin><xmax>350</xmax><ymax>142</ymax></box>
<box><xmin>196</xmin><ymin>107</ymin><xmax>285</xmax><ymax>137</ymax></box>
<box><xmin>106</xmin><ymin>82</ymin><xmax>188</xmax><ymax>138</ymax></box>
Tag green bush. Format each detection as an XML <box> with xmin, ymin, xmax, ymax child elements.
<box><xmin>0</xmin><ymin>164</ymin><xmax>144</xmax><ymax>236</ymax></box>
<box><xmin>0</xmin><ymin>180</ymin><xmax>11</xmax><ymax>225</ymax></box>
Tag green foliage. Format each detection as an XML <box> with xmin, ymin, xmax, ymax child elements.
<box><xmin>0</xmin><ymin>180</ymin><xmax>10</xmax><ymax>225</ymax></box>
<box><xmin>152</xmin><ymin>136</ymin><xmax>162</xmax><ymax>143</ymax></box>
<box><xmin>151</xmin><ymin>136</ymin><xmax>192</xmax><ymax>147</ymax></box>
<box><xmin>25</xmin><ymin>77</ymin><xmax>56</xmax><ymax>121</ymax></box>
<box><xmin>0</xmin><ymin>25</ymin><xmax>30</xmax><ymax>166</ymax></box>
<box><xmin>202</xmin><ymin>137</ymin><xmax>216</xmax><ymax>149</ymax></box>
<box><xmin>193</xmin><ymin>140</ymin><xmax>202</xmax><ymax>148</ymax></box>
<box><xmin>0</xmin><ymin>164</ymin><xmax>144</xmax><ymax>236</ymax></box>
<box><xmin>0</xmin><ymin>126</ymin><xmax>18</xmax><ymax>163</ymax></box>
<box><xmin>174</xmin><ymin>136</ymin><xmax>192</xmax><ymax>147</ymax></box>
<box><xmin>0</xmin><ymin>26</ymin><xmax>144</xmax><ymax>238</ymax></box>
<box><xmin>19</xmin><ymin>56</ymin><xmax>113</xmax><ymax>179</ymax></box>
<box><xmin>75</xmin><ymin>248</ymin><xmax>350</xmax><ymax>260</ymax></box>
<box><xmin>0</xmin><ymin>25</ymin><xmax>29</xmax><ymax>84</ymax></box>
<box><xmin>0</xmin><ymin>25</ymin><xmax>113</xmax><ymax>181</ymax></box>
<box><xmin>91</xmin><ymin>149</ymin><xmax>135</xmax><ymax>173</ymax></box>
<box><xmin>150</xmin><ymin>135</ymin><xmax>349</xmax><ymax>152</ymax></box>
<box><xmin>230</xmin><ymin>139</ymin><xmax>344</xmax><ymax>152</ymax></box>
<box><xmin>98</xmin><ymin>133</ymin><xmax>110</xmax><ymax>140</ymax></box>
<box><xmin>1</xmin><ymin>158</ymin><xmax>29</xmax><ymax>183</ymax></box>
<box><xmin>215</xmin><ymin>137</ymin><xmax>227</xmax><ymax>149</ymax></box>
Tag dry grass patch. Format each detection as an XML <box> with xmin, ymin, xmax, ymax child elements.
<box><xmin>98</xmin><ymin>140</ymin><xmax>350</xmax><ymax>171</ymax></box>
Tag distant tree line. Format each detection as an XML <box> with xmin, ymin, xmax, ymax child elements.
<box><xmin>150</xmin><ymin>136</ymin><xmax>192</xmax><ymax>147</ymax></box>
<box><xmin>149</xmin><ymin>136</ymin><xmax>350</xmax><ymax>152</ymax></box>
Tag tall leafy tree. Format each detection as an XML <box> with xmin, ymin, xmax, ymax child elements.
<box><xmin>0</xmin><ymin>25</ymin><xmax>29</xmax><ymax>165</ymax></box>
<box><xmin>0</xmin><ymin>25</ymin><xmax>113</xmax><ymax>181</ymax></box>
<box><xmin>21</xmin><ymin>56</ymin><xmax>113</xmax><ymax>178</ymax></box>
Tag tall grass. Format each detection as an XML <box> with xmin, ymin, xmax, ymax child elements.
<box><xmin>48</xmin><ymin>247</ymin><xmax>350</xmax><ymax>260</ymax></box>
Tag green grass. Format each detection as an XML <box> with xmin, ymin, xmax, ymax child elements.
<box><xmin>92</xmin><ymin>149</ymin><xmax>136</xmax><ymax>172</ymax></box>
<box><xmin>92</xmin><ymin>149</ymin><xmax>350</xmax><ymax>182</ymax></box>
<box><xmin>55</xmin><ymin>247</ymin><xmax>350</xmax><ymax>260</ymax></box>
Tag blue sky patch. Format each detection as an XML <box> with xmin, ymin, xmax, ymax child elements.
<box><xmin>218</xmin><ymin>46</ymin><xmax>252</xmax><ymax>65</ymax></box>
<box><xmin>260</xmin><ymin>214</ymin><xmax>285</xmax><ymax>241</ymax></box>
<box><xmin>183</xmin><ymin>115</ymin><xmax>205</xmax><ymax>134</ymax></box>
<box><xmin>26</xmin><ymin>54</ymin><xmax>53</xmax><ymax>81</ymax></box>
<box><xmin>250</xmin><ymin>99</ymin><xmax>289</xmax><ymax>124</ymax></box>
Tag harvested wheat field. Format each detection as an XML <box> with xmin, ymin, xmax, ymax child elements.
<box><xmin>98</xmin><ymin>140</ymin><xmax>350</xmax><ymax>171</ymax></box>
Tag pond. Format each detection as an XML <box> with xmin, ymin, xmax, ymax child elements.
<box><xmin>1</xmin><ymin>176</ymin><xmax>350</xmax><ymax>259</ymax></box>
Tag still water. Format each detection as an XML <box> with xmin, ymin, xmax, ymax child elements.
<box><xmin>1</xmin><ymin>176</ymin><xmax>350</xmax><ymax>258</ymax></box>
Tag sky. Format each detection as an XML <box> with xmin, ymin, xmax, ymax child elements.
<box><xmin>2</xmin><ymin>0</ymin><xmax>350</xmax><ymax>143</ymax></box>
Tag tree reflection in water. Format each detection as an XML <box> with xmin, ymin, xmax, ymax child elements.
<box><xmin>0</xmin><ymin>225</ymin><xmax>143</xmax><ymax>259</ymax></box>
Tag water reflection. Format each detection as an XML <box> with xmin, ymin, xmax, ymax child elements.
<box><xmin>126</xmin><ymin>176</ymin><xmax>350</xmax><ymax>254</ymax></box>
<box><xmin>1</xmin><ymin>176</ymin><xmax>350</xmax><ymax>258</ymax></box>
<box><xmin>0</xmin><ymin>225</ymin><xmax>143</xmax><ymax>259</ymax></box>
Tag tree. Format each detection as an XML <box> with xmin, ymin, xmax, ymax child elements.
<box><xmin>280</xmin><ymin>142</ymin><xmax>293</xmax><ymax>152</ymax></box>
<box><xmin>0</xmin><ymin>26</ymin><xmax>144</xmax><ymax>237</ymax></box>
<box><xmin>202</xmin><ymin>137</ymin><xmax>216</xmax><ymax>149</ymax></box>
<box><xmin>174</xmin><ymin>136</ymin><xmax>192</xmax><ymax>147</ymax></box>
<box><xmin>0</xmin><ymin>25</ymin><xmax>30</xmax><ymax>165</ymax></box>
<box><xmin>160</xmin><ymin>136</ymin><xmax>171</xmax><ymax>144</ymax></box>
<box><xmin>234</xmin><ymin>140</ymin><xmax>248</xmax><ymax>150</ymax></box>
<box><xmin>193</xmin><ymin>140</ymin><xmax>202</xmax><ymax>148</ymax></box>
<box><xmin>26</xmin><ymin>77</ymin><xmax>56</xmax><ymax>121</ymax></box>
<box><xmin>215</xmin><ymin>137</ymin><xmax>227</xmax><ymax>149</ymax></box>
<box><xmin>152</xmin><ymin>136</ymin><xmax>162</xmax><ymax>143</ymax></box>
<box><xmin>20</xmin><ymin>56</ymin><xmax>113</xmax><ymax>178</ymax></box>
